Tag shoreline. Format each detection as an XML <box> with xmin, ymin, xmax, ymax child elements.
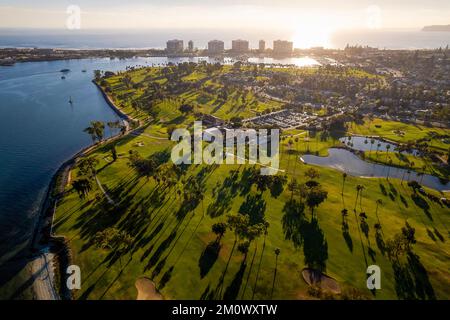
<box><xmin>92</xmin><ymin>80</ymin><xmax>141</xmax><ymax>126</ymax></box>
<box><xmin>30</xmin><ymin>79</ymin><xmax>139</xmax><ymax>300</ymax></box>
<box><xmin>0</xmin><ymin>49</ymin><xmax>317</xmax><ymax>67</ymax></box>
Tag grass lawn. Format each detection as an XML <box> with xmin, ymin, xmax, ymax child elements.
<box><xmin>55</xmin><ymin>66</ymin><xmax>449</xmax><ymax>300</ymax></box>
<box><xmin>54</xmin><ymin>126</ymin><xmax>450</xmax><ymax>300</ymax></box>
<box><xmin>349</xmin><ymin>118</ymin><xmax>450</xmax><ymax>153</ymax></box>
<box><xmin>362</xmin><ymin>151</ymin><xmax>449</xmax><ymax>180</ymax></box>
<box><xmin>101</xmin><ymin>66</ymin><xmax>283</xmax><ymax>122</ymax></box>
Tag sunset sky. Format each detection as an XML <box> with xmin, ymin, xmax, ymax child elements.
<box><xmin>0</xmin><ymin>0</ymin><xmax>449</xmax><ymax>48</ymax></box>
<box><xmin>0</xmin><ymin>0</ymin><xmax>449</xmax><ymax>31</ymax></box>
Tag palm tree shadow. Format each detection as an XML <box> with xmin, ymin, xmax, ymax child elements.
<box><xmin>281</xmin><ymin>199</ymin><xmax>329</xmax><ymax>286</ymax></box>
<box><xmin>392</xmin><ymin>251</ymin><xmax>436</xmax><ymax>300</ymax></box>
<box><xmin>223</xmin><ymin>260</ymin><xmax>247</xmax><ymax>300</ymax></box>
<box><xmin>158</xmin><ymin>266</ymin><xmax>174</xmax><ymax>290</ymax></box>
<box><xmin>214</xmin><ymin>240</ymin><xmax>237</xmax><ymax>299</ymax></box>
<box><xmin>342</xmin><ymin>219</ymin><xmax>353</xmax><ymax>252</ymax></box>
<box><xmin>281</xmin><ymin>199</ymin><xmax>306</xmax><ymax>248</ymax></box>
<box><xmin>198</xmin><ymin>240</ymin><xmax>221</xmax><ymax>278</ymax></box>
<box><xmin>239</xmin><ymin>193</ymin><xmax>267</xmax><ymax>225</ymax></box>
<box><xmin>301</xmin><ymin>217</ymin><xmax>328</xmax><ymax>273</ymax></box>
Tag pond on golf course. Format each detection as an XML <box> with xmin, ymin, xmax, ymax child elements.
<box><xmin>301</xmin><ymin>148</ymin><xmax>449</xmax><ymax>192</ymax></box>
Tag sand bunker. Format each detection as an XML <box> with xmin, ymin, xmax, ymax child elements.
<box><xmin>301</xmin><ymin>268</ymin><xmax>341</xmax><ymax>294</ymax></box>
<box><xmin>135</xmin><ymin>277</ymin><xmax>163</xmax><ymax>300</ymax></box>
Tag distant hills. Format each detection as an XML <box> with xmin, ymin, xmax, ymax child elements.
<box><xmin>422</xmin><ymin>24</ymin><xmax>450</xmax><ymax>32</ymax></box>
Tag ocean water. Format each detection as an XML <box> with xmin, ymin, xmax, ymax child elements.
<box><xmin>0</xmin><ymin>29</ymin><xmax>449</xmax><ymax>50</ymax></box>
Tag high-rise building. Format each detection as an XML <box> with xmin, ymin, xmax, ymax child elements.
<box><xmin>231</xmin><ymin>39</ymin><xmax>249</xmax><ymax>53</ymax></box>
<box><xmin>188</xmin><ymin>40</ymin><xmax>194</xmax><ymax>52</ymax></box>
<box><xmin>273</xmin><ymin>40</ymin><xmax>293</xmax><ymax>55</ymax></box>
<box><xmin>166</xmin><ymin>39</ymin><xmax>184</xmax><ymax>53</ymax></box>
<box><xmin>208</xmin><ymin>40</ymin><xmax>225</xmax><ymax>54</ymax></box>
<box><xmin>259</xmin><ymin>40</ymin><xmax>266</xmax><ymax>52</ymax></box>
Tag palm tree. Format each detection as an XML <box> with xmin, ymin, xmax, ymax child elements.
<box><xmin>83</xmin><ymin>121</ymin><xmax>105</xmax><ymax>143</ymax></box>
<box><xmin>375</xmin><ymin>199</ymin><xmax>382</xmax><ymax>219</ymax></box>
<box><xmin>77</xmin><ymin>156</ymin><xmax>99</xmax><ymax>178</ymax></box>
<box><xmin>72</xmin><ymin>178</ymin><xmax>92</xmax><ymax>199</ymax></box>
<box><xmin>212</xmin><ymin>222</ymin><xmax>227</xmax><ymax>242</ymax></box>
<box><xmin>94</xmin><ymin>70</ymin><xmax>102</xmax><ymax>81</ymax></box>
<box><xmin>305</xmin><ymin>185</ymin><xmax>328</xmax><ymax>217</ymax></box>
<box><xmin>274</xmin><ymin>248</ymin><xmax>281</xmax><ymax>257</ymax></box>
<box><xmin>386</xmin><ymin>158</ymin><xmax>393</xmax><ymax>180</ymax></box>
<box><xmin>197</xmin><ymin>187</ymin><xmax>205</xmax><ymax>217</ymax></box>
<box><xmin>408</xmin><ymin>161</ymin><xmax>415</xmax><ymax>181</ymax></box>
<box><xmin>118</xmin><ymin>232</ymin><xmax>135</xmax><ymax>263</ymax></box>
<box><xmin>341</xmin><ymin>172</ymin><xmax>347</xmax><ymax>196</ymax></box>
<box><xmin>107</xmin><ymin>120</ymin><xmax>120</xmax><ymax>138</ymax></box>
<box><xmin>305</xmin><ymin>131</ymin><xmax>310</xmax><ymax>152</ymax></box>
<box><xmin>287</xmin><ymin>138</ymin><xmax>294</xmax><ymax>171</ymax></box>
<box><xmin>420</xmin><ymin>165</ymin><xmax>427</xmax><ymax>184</ymax></box>
<box><xmin>376</xmin><ymin>143</ymin><xmax>381</xmax><ymax>158</ymax></box>
<box><xmin>288</xmin><ymin>178</ymin><xmax>298</xmax><ymax>200</ymax></box>
<box><xmin>304</xmin><ymin>168</ymin><xmax>320</xmax><ymax>181</ymax></box>
<box><xmin>293</xmin><ymin>137</ymin><xmax>299</xmax><ymax>175</ymax></box>
<box><xmin>93</xmin><ymin>121</ymin><xmax>105</xmax><ymax>141</ymax></box>
<box><xmin>227</xmin><ymin>214</ymin><xmax>249</xmax><ymax>244</ymax></box>
<box><xmin>359</xmin><ymin>184</ymin><xmax>365</xmax><ymax>209</ymax></box>
<box><xmin>111</xmin><ymin>145</ymin><xmax>118</xmax><ymax>162</ymax></box>
<box><xmin>94</xmin><ymin>228</ymin><xmax>134</xmax><ymax>266</ymax></box>
<box><xmin>271</xmin><ymin>248</ymin><xmax>281</xmax><ymax>299</ymax></box>
<box><xmin>237</xmin><ymin>241</ymin><xmax>250</xmax><ymax>261</ymax></box>
<box><xmin>354</xmin><ymin>184</ymin><xmax>364</xmax><ymax>211</ymax></box>
<box><xmin>385</xmin><ymin>144</ymin><xmax>391</xmax><ymax>163</ymax></box>
<box><xmin>83</xmin><ymin>126</ymin><xmax>96</xmax><ymax>144</ymax></box>
<box><xmin>395</xmin><ymin>151</ymin><xmax>401</xmax><ymax>166</ymax></box>
<box><xmin>341</xmin><ymin>208</ymin><xmax>348</xmax><ymax>222</ymax></box>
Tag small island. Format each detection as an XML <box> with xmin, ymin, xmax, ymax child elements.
<box><xmin>422</xmin><ymin>24</ymin><xmax>450</xmax><ymax>32</ymax></box>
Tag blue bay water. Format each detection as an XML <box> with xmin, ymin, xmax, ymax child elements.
<box><xmin>0</xmin><ymin>57</ymin><xmax>172</xmax><ymax>265</ymax></box>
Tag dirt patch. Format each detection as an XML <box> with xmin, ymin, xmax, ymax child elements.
<box><xmin>301</xmin><ymin>268</ymin><xmax>341</xmax><ymax>294</ymax></box>
<box><xmin>135</xmin><ymin>277</ymin><xmax>163</xmax><ymax>300</ymax></box>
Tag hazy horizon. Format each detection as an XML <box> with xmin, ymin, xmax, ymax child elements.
<box><xmin>1</xmin><ymin>27</ymin><xmax>449</xmax><ymax>50</ymax></box>
<box><xmin>1</xmin><ymin>1</ymin><xmax>449</xmax><ymax>49</ymax></box>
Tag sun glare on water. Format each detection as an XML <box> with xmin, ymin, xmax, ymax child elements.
<box><xmin>292</xmin><ymin>24</ymin><xmax>332</xmax><ymax>49</ymax></box>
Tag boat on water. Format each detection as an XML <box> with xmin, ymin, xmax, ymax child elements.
<box><xmin>60</xmin><ymin>68</ymin><xmax>70</xmax><ymax>73</ymax></box>
<box><xmin>61</xmin><ymin>76</ymin><xmax>66</xmax><ymax>79</ymax></box>
<box><xmin>69</xmin><ymin>96</ymin><xmax>73</xmax><ymax>104</ymax></box>
<box><xmin>82</xmin><ymin>69</ymin><xmax>87</xmax><ymax>73</ymax></box>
